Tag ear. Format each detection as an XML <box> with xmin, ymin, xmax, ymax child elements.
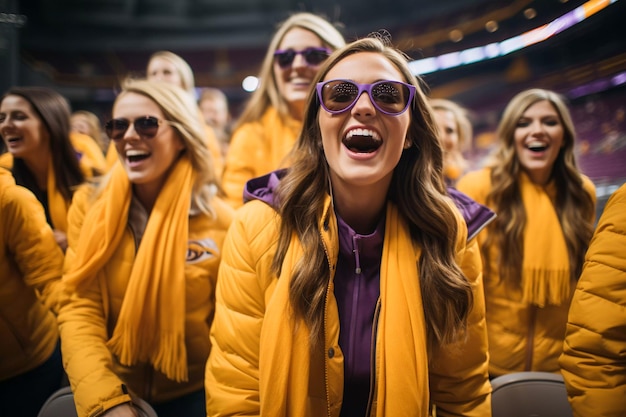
<box><xmin>403</xmin><ymin>138</ymin><xmax>412</xmax><ymax>149</ymax></box>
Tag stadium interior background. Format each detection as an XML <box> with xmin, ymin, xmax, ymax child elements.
<box><xmin>1</xmin><ymin>0</ymin><xmax>625</xmax><ymax>218</ymax></box>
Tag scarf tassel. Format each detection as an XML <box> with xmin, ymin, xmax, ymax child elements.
<box><xmin>522</xmin><ymin>268</ymin><xmax>571</xmax><ymax>308</ymax></box>
<box><xmin>107</xmin><ymin>323</ymin><xmax>144</xmax><ymax>368</ymax></box>
<box><xmin>107</xmin><ymin>328</ymin><xmax>188</xmax><ymax>382</ymax></box>
<box><xmin>150</xmin><ymin>332</ymin><xmax>189</xmax><ymax>383</ymax></box>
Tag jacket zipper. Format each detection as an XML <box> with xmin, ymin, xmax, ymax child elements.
<box><xmin>524</xmin><ymin>305</ymin><xmax>537</xmax><ymax>370</ymax></box>
<box><xmin>365</xmin><ymin>298</ymin><xmax>382</xmax><ymax>417</ymax></box>
<box><xmin>320</xmin><ymin>226</ymin><xmax>333</xmax><ymax>417</ymax></box>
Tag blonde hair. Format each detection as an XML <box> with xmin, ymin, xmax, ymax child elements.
<box><xmin>484</xmin><ymin>88</ymin><xmax>595</xmax><ymax>284</ymax></box>
<box><xmin>274</xmin><ymin>36</ymin><xmax>473</xmax><ymax>353</ymax></box>
<box><xmin>147</xmin><ymin>51</ymin><xmax>196</xmax><ymax>97</ymax></box>
<box><xmin>71</xmin><ymin>110</ymin><xmax>106</xmax><ymax>151</ymax></box>
<box><xmin>430</xmin><ymin>98</ymin><xmax>472</xmax><ymax>152</ymax></box>
<box><xmin>111</xmin><ymin>79</ymin><xmax>218</xmax><ymax>215</ymax></box>
<box><xmin>234</xmin><ymin>12</ymin><xmax>345</xmax><ymax>128</ymax></box>
<box><xmin>199</xmin><ymin>87</ymin><xmax>228</xmax><ymax>106</ymax></box>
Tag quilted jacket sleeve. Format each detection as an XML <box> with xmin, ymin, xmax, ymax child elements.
<box><xmin>205</xmin><ymin>200</ymin><xmax>279</xmax><ymax>416</ymax></box>
<box><xmin>559</xmin><ymin>184</ymin><xmax>626</xmax><ymax>417</ymax></box>
<box><xmin>4</xmin><ymin>183</ymin><xmax>64</xmax><ymax>312</ymax></box>
<box><xmin>428</xmin><ymin>213</ymin><xmax>492</xmax><ymax>416</ymax></box>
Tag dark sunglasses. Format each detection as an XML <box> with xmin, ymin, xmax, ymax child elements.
<box><xmin>273</xmin><ymin>47</ymin><xmax>332</xmax><ymax>68</ymax></box>
<box><xmin>316</xmin><ymin>79</ymin><xmax>416</xmax><ymax>116</ymax></box>
<box><xmin>104</xmin><ymin>116</ymin><xmax>165</xmax><ymax>141</ymax></box>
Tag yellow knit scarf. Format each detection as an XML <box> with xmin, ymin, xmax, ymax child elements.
<box><xmin>63</xmin><ymin>157</ymin><xmax>194</xmax><ymax>382</ymax></box>
<box><xmin>520</xmin><ymin>172</ymin><xmax>571</xmax><ymax>307</ymax></box>
<box><xmin>259</xmin><ymin>203</ymin><xmax>429</xmax><ymax>416</ymax></box>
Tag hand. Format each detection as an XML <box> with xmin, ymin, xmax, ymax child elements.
<box><xmin>102</xmin><ymin>403</ymin><xmax>139</xmax><ymax>417</ymax></box>
<box><xmin>53</xmin><ymin>229</ymin><xmax>68</xmax><ymax>253</ymax></box>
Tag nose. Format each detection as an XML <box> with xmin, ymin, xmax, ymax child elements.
<box><xmin>122</xmin><ymin>122</ymin><xmax>139</xmax><ymax>141</ymax></box>
<box><xmin>291</xmin><ymin>52</ymin><xmax>308</xmax><ymax>70</ymax></box>
<box><xmin>529</xmin><ymin>120</ymin><xmax>547</xmax><ymax>135</ymax></box>
<box><xmin>351</xmin><ymin>91</ymin><xmax>375</xmax><ymax>117</ymax></box>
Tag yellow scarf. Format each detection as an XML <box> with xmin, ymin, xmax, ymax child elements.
<box><xmin>520</xmin><ymin>172</ymin><xmax>571</xmax><ymax>307</ymax></box>
<box><xmin>64</xmin><ymin>157</ymin><xmax>194</xmax><ymax>382</ymax></box>
<box><xmin>259</xmin><ymin>203</ymin><xmax>429</xmax><ymax>416</ymax></box>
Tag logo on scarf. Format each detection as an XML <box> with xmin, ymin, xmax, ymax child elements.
<box><xmin>186</xmin><ymin>238</ymin><xmax>219</xmax><ymax>264</ymax></box>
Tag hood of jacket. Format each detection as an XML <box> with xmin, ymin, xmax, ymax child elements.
<box><xmin>243</xmin><ymin>169</ymin><xmax>496</xmax><ymax>241</ymax></box>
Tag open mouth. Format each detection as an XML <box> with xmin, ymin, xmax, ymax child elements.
<box><xmin>527</xmin><ymin>141</ymin><xmax>549</xmax><ymax>153</ymax></box>
<box><xmin>342</xmin><ymin>128</ymin><xmax>382</xmax><ymax>154</ymax></box>
<box><xmin>126</xmin><ymin>149</ymin><xmax>151</xmax><ymax>163</ymax></box>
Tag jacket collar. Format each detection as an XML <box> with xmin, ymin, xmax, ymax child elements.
<box><xmin>243</xmin><ymin>169</ymin><xmax>496</xmax><ymax>242</ymax></box>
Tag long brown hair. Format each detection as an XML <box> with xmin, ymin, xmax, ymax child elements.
<box><xmin>2</xmin><ymin>87</ymin><xmax>85</xmax><ymax>201</ymax></box>
<box><xmin>272</xmin><ymin>36</ymin><xmax>473</xmax><ymax>352</ymax></box>
<box><xmin>484</xmin><ymin>88</ymin><xmax>595</xmax><ymax>284</ymax></box>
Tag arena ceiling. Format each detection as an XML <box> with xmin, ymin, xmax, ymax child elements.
<box><xmin>5</xmin><ymin>0</ymin><xmax>625</xmax><ymax>109</ymax></box>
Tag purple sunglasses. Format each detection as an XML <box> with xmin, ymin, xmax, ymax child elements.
<box><xmin>316</xmin><ymin>79</ymin><xmax>416</xmax><ymax>115</ymax></box>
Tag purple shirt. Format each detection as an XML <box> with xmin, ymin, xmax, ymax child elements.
<box><xmin>334</xmin><ymin>213</ymin><xmax>384</xmax><ymax>417</ymax></box>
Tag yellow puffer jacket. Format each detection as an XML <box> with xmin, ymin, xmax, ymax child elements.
<box><xmin>70</xmin><ymin>132</ymin><xmax>107</xmax><ymax>175</ymax></box>
<box><xmin>457</xmin><ymin>168</ymin><xmax>596</xmax><ymax>376</ymax></box>
<box><xmin>58</xmin><ymin>185</ymin><xmax>234</xmax><ymax>417</ymax></box>
<box><xmin>560</xmin><ymin>183</ymin><xmax>626</xmax><ymax>417</ymax></box>
<box><xmin>206</xmin><ymin>196</ymin><xmax>491</xmax><ymax>417</ymax></box>
<box><xmin>221</xmin><ymin>107</ymin><xmax>301</xmax><ymax>208</ymax></box>
<box><xmin>0</xmin><ymin>172</ymin><xmax>64</xmax><ymax>381</ymax></box>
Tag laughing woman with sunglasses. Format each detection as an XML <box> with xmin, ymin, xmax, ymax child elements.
<box><xmin>221</xmin><ymin>12</ymin><xmax>345</xmax><ymax>208</ymax></box>
<box><xmin>206</xmin><ymin>36</ymin><xmax>492</xmax><ymax>416</ymax></box>
<box><xmin>58</xmin><ymin>79</ymin><xmax>234</xmax><ymax>417</ymax></box>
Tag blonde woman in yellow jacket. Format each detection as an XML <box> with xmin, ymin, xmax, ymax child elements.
<box><xmin>457</xmin><ymin>88</ymin><xmax>596</xmax><ymax>377</ymax></box>
<box><xmin>58</xmin><ymin>79</ymin><xmax>234</xmax><ymax>417</ymax></box>
<box><xmin>560</xmin><ymin>183</ymin><xmax>626</xmax><ymax>416</ymax></box>
<box><xmin>206</xmin><ymin>37</ymin><xmax>492</xmax><ymax>417</ymax></box>
<box><xmin>221</xmin><ymin>12</ymin><xmax>345</xmax><ymax>208</ymax></box>
<box><xmin>146</xmin><ymin>50</ymin><xmax>224</xmax><ymax>179</ymax></box>
<box><xmin>0</xmin><ymin>169</ymin><xmax>65</xmax><ymax>417</ymax></box>
<box><xmin>0</xmin><ymin>87</ymin><xmax>99</xmax><ymax>252</ymax></box>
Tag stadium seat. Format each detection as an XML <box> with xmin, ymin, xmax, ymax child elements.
<box><xmin>491</xmin><ymin>371</ymin><xmax>573</xmax><ymax>417</ymax></box>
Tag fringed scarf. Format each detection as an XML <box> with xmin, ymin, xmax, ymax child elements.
<box><xmin>259</xmin><ymin>203</ymin><xmax>429</xmax><ymax>416</ymax></box>
<box><xmin>63</xmin><ymin>157</ymin><xmax>194</xmax><ymax>382</ymax></box>
<box><xmin>520</xmin><ymin>172</ymin><xmax>571</xmax><ymax>307</ymax></box>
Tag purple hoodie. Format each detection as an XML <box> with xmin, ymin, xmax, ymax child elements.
<box><xmin>243</xmin><ymin>169</ymin><xmax>495</xmax><ymax>416</ymax></box>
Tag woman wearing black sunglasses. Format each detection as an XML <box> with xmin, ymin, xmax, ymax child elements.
<box><xmin>221</xmin><ymin>12</ymin><xmax>345</xmax><ymax>208</ymax></box>
<box><xmin>58</xmin><ymin>79</ymin><xmax>234</xmax><ymax>417</ymax></box>
<box><xmin>206</xmin><ymin>35</ymin><xmax>492</xmax><ymax>416</ymax></box>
